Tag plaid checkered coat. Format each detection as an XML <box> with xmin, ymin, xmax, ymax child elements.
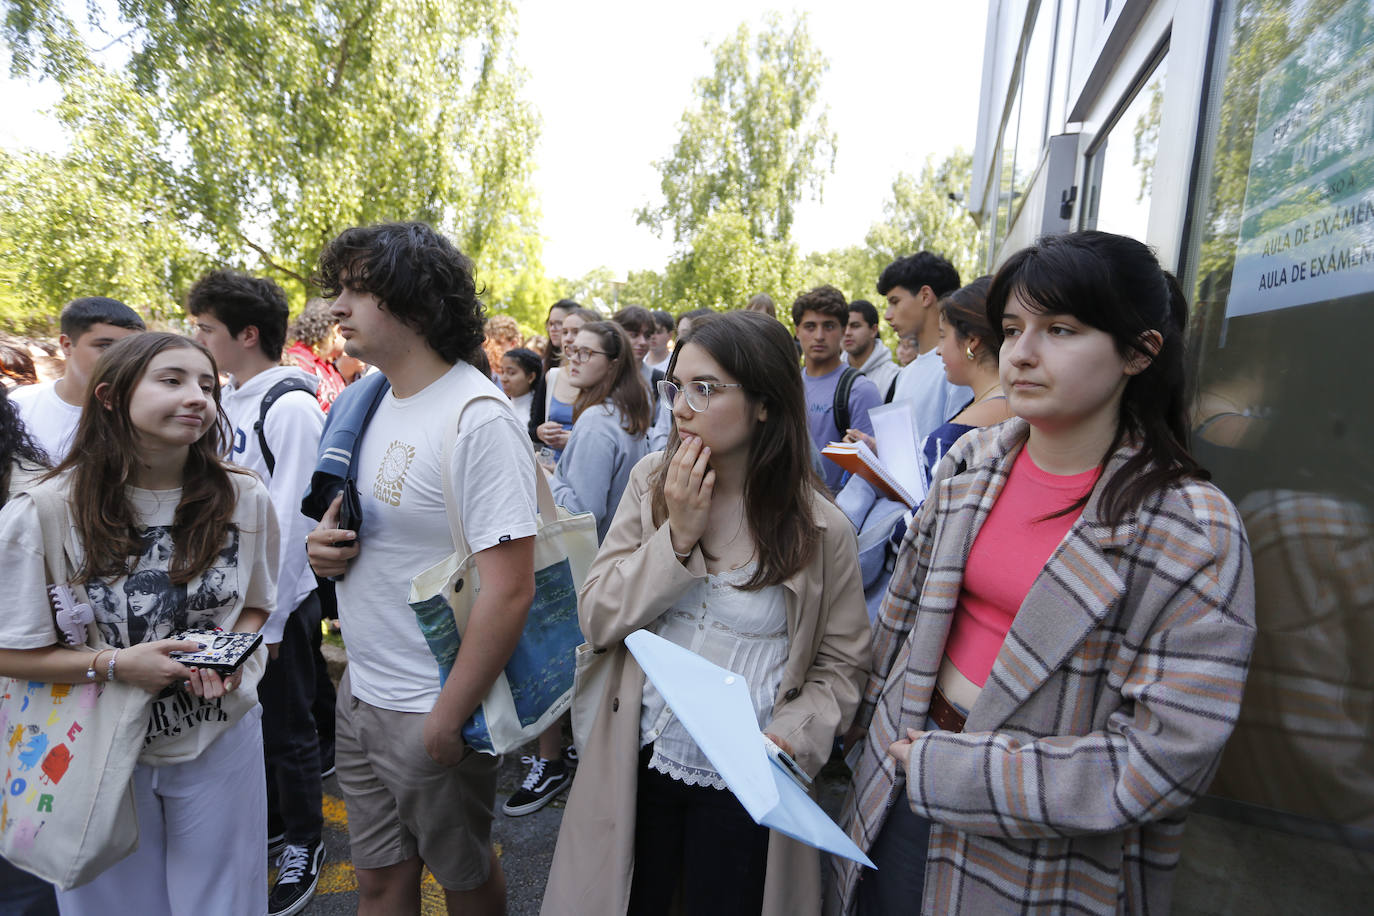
<box><xmin>829</xmin><ymin>419</ymin><xmax>1256</xmax><ymax>914</ymax></box>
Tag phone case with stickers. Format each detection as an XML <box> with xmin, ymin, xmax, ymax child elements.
<box><xmin>168</xmin><ymin>629</ymin><xmax>263</xmax><ymax>673</ymax></box>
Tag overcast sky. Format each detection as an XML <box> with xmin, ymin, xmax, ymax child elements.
<box><xmin>0</xmin><ymin>0</ymin><xmax>989</xmax><ymax>281</ymax></box>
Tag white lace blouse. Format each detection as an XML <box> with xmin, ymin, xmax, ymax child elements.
<box><xmin>639</xmin><ymin>562</ymin><xmax>789</xmax><ymax>789</ymax></box>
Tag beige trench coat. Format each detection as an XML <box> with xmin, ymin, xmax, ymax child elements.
<box><xmin>541</xmin><ymin>453</ymin><xmax>872</xmax><ymax>916</ymax></box>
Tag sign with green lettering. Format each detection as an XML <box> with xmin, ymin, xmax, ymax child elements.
<box><xmin>1229</xmin><ymin>0</ymin><xmax>1374</xmax><ymax>317</ymax></box>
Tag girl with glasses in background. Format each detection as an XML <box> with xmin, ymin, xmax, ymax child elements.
<box><xmin>543</xmin><ymin>310</ymin><xmax>871</xmax><ymax>916</ymax></box>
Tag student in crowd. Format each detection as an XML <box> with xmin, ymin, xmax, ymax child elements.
<box><xmin>526</xmin><ymin>300</ymin><xmax>578</xmax><ymax>441</ymax></box>
<box><xmin>284</xmin><ymin>297</ymin><xmax>349</xmax><ymax>411</ymax></box>
<box><xmin>544</xmin><ymin>310</ymin><xmax>871</xmax><ymax>916</ymax></box>
<box><xmin>879</xmin><ymin>252</ymin><xmax>971</xmax><ymax>441</ymax></box>
<box><xmin>837</xmin><ymin>278</ymin><xmax>1010</xmax><ymax>623</ymax></box>
<box><xmin>500</xmin><ymin>347</ymin><xmax>543</xmax><ymax>430</ymax></box>
<box><xmin>306</xmin><ymin>222</ymin><xmax>538</xmax><ymax>916</ymax></box>
<box><xmin>745</xmin><ymin>292</ymin><xmax>777</xmax><ymax>317</ymax></box>
<box><xmin>549</xmin><ymin>321</ymin><xmax>653</xmax><ymax>541</ymax></box>
<box><xmin>895</xmin><ymin>334</ymin><xmax>919</xmax><ymax>367</ymax></box>
<box><xmin>645</xmin><ymin>310</ymin><xmax>675</xmax><ymax>375</ymax></box>
<box><xmin>0</xmin><ymin>384</ymin><xmax>57</xmax><ymax>915</ymax></box>
<box><xmin>834</xmin><ymin>231</ymin><xmax>1257</xmax><ymax>914</ymax></box>
<box><xmin>481</xmin><ymin>315</ymin><xmax>522</xmax><ymax>383</ymax></box>
<box><xmin>611</xmin><ymin>305</ymin><xmax>659</xmax><ymax>392</ymax></box>
<box><xmin>793</xmin><ymin>285</ymin><xmax>882</xmax><ymax>492</ymax></box>
<box><xmin>11</xmin><ymin>296</ymin><xmax>145</xmax><ymax>460</ymax></box>
<box><xmin>188</xmin><ymin>269</ymin><xmax>330</xmax><ymax>916</ymax></box>
<box><xmin>509</xmin><ymin>321</ymin><xmax>655</xmax><ymax>817</ymax></box>
<box><xmin>842</xmin><ymin>299</ymin><xmax>901</xmax><ymax>403</ymax></box>
<box><xmin>0</xmin><ymin>332</ymin><xmax>277</xmax><ymax>916</ymax></box>
<box><xmin>1</xmin><ymin>335</ymin><xmax>39</xmax><ymax>389</ymax></box>
<box><xmin>675</xmin><ymin>306</ymin><xmax>714</xmax><ymax>340</ymax></box>
<box><xmin>921</xmin><ymin>277</ymin><xmax>1012</xmax><ymax>480</ymax></box>
<box><xmin>533</xmin><ymin>306</ymin><xmax>598</xmax><ymax>458</ymax></box>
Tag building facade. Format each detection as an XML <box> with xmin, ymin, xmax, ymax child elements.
<box><xmin>971</xmin><ymin>0</ymin><xmax>1374</xmax><ymax>910</ymax></box>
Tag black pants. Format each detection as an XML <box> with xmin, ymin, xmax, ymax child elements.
<box><xmin>856</xmin><ymin>783</ymin><xmax>933</xmax><ymax>915</ymax></box>
<box><xmin>628</xmin><ymin>747</ymin><xmax>770</xmax><ymax>916</ymax></box>
<box><xmin>260</xmin><ymin>592</ymin><xmax>324</xmax><ymax>845</ymax></box>
<box><xmin>0</xmin><ymin>855</ymin><xmax>58</xmax><ymax>915</ymax></box>
<box><xmin>309</xmin><ymin>578</ymin><xmax>337</xmax><ymax>758</ymax></box>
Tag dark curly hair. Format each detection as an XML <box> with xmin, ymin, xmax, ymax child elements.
<box><xmin>314</xmin><ymin>222</ymin><xmax>485</xmax><ymax>365</ymax></box>
<box><xmin>0</xmin><ymin>385</ymin><xmax>49</xmax><ymax>504</ymax></box>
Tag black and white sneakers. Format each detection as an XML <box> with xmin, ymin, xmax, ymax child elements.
<box><xmin>268</xmin><ymin>839</ymin><xmax>326</xmax><ymax>916</ymax></box>
<box><xmin>502</xmin><ymin>754</ymin><xmax>572</xmax><ymax>816</ymax></box>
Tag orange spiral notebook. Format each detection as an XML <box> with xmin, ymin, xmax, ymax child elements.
<box><xmin>821</xmin><ymin>440</ymin><xmax>918</xmax><ymax>507</ymax></box>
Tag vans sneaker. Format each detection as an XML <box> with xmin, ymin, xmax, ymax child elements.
<box><xmin>502</xmin><ymin>755</ymin><xmax>571</xmax><ymax>816</ymax></box>
<box><xmin>267</xmin><ymin>840</ymin><xmax>326</xmax><ymax>916</ymax></box>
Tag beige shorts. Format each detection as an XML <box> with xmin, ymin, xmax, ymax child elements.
<box><xmin>335</xmin><ymin>668</ymin><xmax>500</xmax><ymax>890</ymax></box>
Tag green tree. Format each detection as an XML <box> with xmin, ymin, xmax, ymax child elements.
<box><xmin>865</xmin><ymin>149</ymin><xmax>983</xmax><ymax>283</ymax></box>
<box><xmin>637</xmin><ymin>13</ymin><xmax>835</xmax><ymax>247</ymax></box>
<box><xmin>1</xmin><ymin>0</ymin><xmax>549</xmax><ymax>326</ymax></box>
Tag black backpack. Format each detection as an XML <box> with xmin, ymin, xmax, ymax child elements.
<box><xmin>255</xmin><ymin>377</ymin><xmax>318</xmax><ymax>475</ymax></box>
<box><xmin>832</xmin><ymin>367</ymin><xmax>860</xmax><ymax>437</ymax></box>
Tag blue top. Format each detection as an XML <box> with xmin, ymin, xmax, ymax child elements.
<box><xmin>804</xmin><ymin>364</ymin><xmax>882</xmax><ymax>492</ymax></box>
<box><xmin>921</xmin><ymin>420</ymin><xmax>976</xmax><ymax>487</ymax></box>
<box><xmin>546</xmin><ymin>395</ymin><xmax>575</xmax><ymax>460</ymax></box>
<box><xmin>550</xmin><ymin>404</ymin><xmax>650</xmax><ymax>542</ymax></box>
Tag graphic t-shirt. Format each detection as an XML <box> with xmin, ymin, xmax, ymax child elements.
<box><xmin>336</xmin><ymin>360</ymin><xmax>540</xmax><ymax>713</ymax></box>
<box><xmin>0</xmin><ymin>473</ymin><xmax>278</xmax><ymax>764</ymax></box>
<box><xmin>10</xmin><ymin>379</ymin><xmax>82</xmax><ymax>462</ymax></box>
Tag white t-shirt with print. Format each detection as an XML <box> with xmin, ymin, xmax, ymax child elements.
<box><xmin>0</xmin><ymin>473</ymin><xmax>278</xmax><ymax>765</ymax></box>
<box><xmin>336</xmin><ymin>360</ymin><xmax>540</xmax><ymax>713</ymax></box>
<box><xmin>10</xmin><ymin>379</ymin><xmax>82</xmax><ymax>463</ymax></box>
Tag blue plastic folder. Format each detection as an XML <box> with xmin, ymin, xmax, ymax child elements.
<box><xmin>625</xmin><ymin>629</ymin><xmax>875</xmax><ymax>867</ymax></box>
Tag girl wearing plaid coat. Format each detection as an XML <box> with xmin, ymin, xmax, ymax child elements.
<box><xmin>832</xmin><ymin>232</ymin><xmax>1257</xmax><ymax>915</ymax></box>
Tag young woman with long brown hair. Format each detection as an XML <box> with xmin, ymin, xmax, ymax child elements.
<box><xmin>0</xmin><ymin>332</ymin><xmax>277</xmax><ymax>915</ymax></box>
<box><xmin>542</xmin><ymin>310</ymin><xmax>872</xmax><ymax>916</ymax></box>
<box><xmin>547</xmin><ymin>320</ymin><xmax>653</xmax><ymax>542</ymax></box>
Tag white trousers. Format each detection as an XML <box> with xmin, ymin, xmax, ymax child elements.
<box><xmin>57</xmin><ymin>705</ymin><xmax>268</xmax><ymax>916</ymax></box>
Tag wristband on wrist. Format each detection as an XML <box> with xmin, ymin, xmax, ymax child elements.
<box><xmin>85</xmin><ymin>651</ymin><xmax>102</xmax><ymax>682</ymax></box>
<box><xmin>107</xmin><ymin>648</ymin><xmax>119</xmax><ymax>683</ymax></box>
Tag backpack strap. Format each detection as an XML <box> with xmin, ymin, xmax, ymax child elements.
<box><xmin>255</xmin><ymin>377</ymin><xmax>317</xmax><ymax>475</ymax></box>
<box><xmin>885</xmin><ymin>375</ymin><xmax>898</xmax><ymax>404</ymax></box>
<box><xmin>832</xmin><ymin>367</ymin><xmax>859</xmax><ymax>437</ymax></box>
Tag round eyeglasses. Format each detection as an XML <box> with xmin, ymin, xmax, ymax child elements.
<box><xmin>657</xmin><ymin>379</ymin><xmax>744</xmax><ymax>412</ymax></box>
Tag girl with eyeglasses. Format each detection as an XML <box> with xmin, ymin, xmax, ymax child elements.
<box><xmin>547</xmin><ymin>321</ymin><xmax>652</xmax><ymax>542</ymax></box>
<box><xmin>832</xmin><ymin>231</ymin><xmax>1255</xmax><ymax>915</ymax></box>
<box><xmin>506</xmin><ymin>321</ymin><xmax>654</xmax><ymax>818</ymax></box>
<box><xmin>530</xmin><ymin>304</ymin><xmax>596</xmax><ymax>455</ymax></box>
<box><xmin>543</xmin><ymin>310</ymin><xmax>871</xmax><ymax>916</ymax></box>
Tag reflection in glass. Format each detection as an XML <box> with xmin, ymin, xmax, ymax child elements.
<box><xmin>1084</xmin><ymin>52</ymin><xmax>1168</xmax><ymax>239</ymax></box>
<box><xmin>1181</xmin><ymin>0</ymin><xmax>1374</xmax><ymax>908</ymax></box>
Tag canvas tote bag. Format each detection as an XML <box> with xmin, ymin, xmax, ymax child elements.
<box><xmin>0</xmin><ymin>482</ymin><xmax>150</xmax><ymax>889</ymax></box>
<box><xmin>407</xmin><ymin>394</ymin><xmax>599</xmax><ymax>755</ymax></box>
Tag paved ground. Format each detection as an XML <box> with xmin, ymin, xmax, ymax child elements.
<box><xmin>304</xmin><ymin>751</ymin><xmax>566</xmax><ymax>915</ymax></box>
<box><xmin>299</xmin><ymin>646</ymin><xmax>851</xmax><ymax>915</ymax></box>
<box><xmin>300</xmin><ymin>747</ymin><xmax>851</xmax><ymax>915</ymax></box>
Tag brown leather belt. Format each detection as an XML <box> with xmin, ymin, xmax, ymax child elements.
<box><xmin>928</xmin><ymin>685</ymin><xmax>967</xmax><ymax>733</ymax></box>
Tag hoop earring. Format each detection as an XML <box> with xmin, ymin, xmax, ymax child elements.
<box><xmin>965</xmin><ymin>346</ymin><xmax>976</xmax><ymax>361</ymax></box>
